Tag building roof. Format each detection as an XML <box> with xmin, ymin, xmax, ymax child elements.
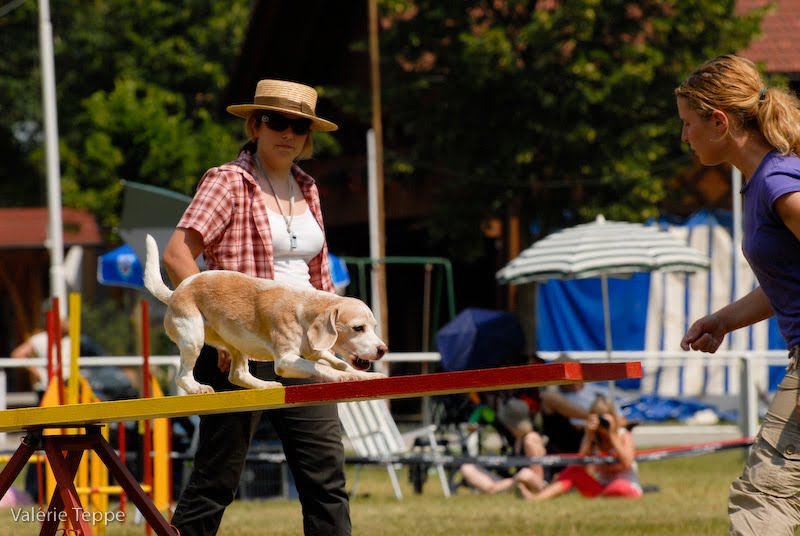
<box><xmin>738</xmin><ymin>0</ymin><xmax>800</xmax><ymax>75</ymax></box>
<box><xmin>0</xmin><ymin>207</ymin><xmax>102</xmax><ymax>250</ymax></box>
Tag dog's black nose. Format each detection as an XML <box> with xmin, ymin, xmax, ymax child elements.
<box><xmin>376</xmin><ymin>345</ymin><xmax>387</xmax><ymax>359</ymax></box>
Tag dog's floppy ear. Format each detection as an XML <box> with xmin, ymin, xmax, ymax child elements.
<box><xmin>308</xmin><ymin>306</ymin><xmax>339</xmax><ymax>351</ymax></box>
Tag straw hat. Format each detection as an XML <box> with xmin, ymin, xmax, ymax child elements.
<box><xmin>496</xmin><ymin>398</ymin><xmax>533</xmax><ymax>435</ymax></box>
<box><xmin>226</xmin><ymin>79</ymin><xmax>338</xmax><ymax>132</ymax></box>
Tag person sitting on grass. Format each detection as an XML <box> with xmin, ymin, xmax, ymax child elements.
<box><xmin>540</xmin><ymin>354</ymin><xmax>627</xmax><ymax>455</ymax></box>
<box><xmin>458</xmin><ymin>397</ymin><xmax>548</xmax><ymax>494</ymax></box>
<box><xmin>515</xmin><ymin>395</ymin><xmax>642</xmax><ymax>500</ymax></box>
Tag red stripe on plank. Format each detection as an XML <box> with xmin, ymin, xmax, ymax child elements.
<box><xmin>284</xmin><ymin>362</ymin><xmax>641</xmax><ymax>405</ymax></box>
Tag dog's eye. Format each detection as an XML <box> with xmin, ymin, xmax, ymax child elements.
<box><xmin>353</xmin><ymin>325</ymin><xmax>365</xmax><ymax>332</ymax></box>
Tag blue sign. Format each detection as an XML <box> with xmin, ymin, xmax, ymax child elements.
<box><xmin>97</xmin><ymin>243</ymin><xmax>144</xmax><ymax>288</ymax></box>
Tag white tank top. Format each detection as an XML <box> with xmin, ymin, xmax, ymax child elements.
<box><xmin>267</xmin><ymin>207</ymin><xmax>324</xmax><ymax>289</ymax></box>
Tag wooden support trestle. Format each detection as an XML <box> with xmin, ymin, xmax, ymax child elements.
<box><xmin>0</xmin><ymin>426</ymin><xmax>178</xmax><ymax>536</ymax></box>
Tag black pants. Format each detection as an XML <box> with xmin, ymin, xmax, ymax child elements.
<box><xmin>170</xmin><ymin>346</ymin><xmax>351</xmax><ymax>536</ymax></box>
<box><xmin>541</xmin><ymin>412</ymin><xmax>584</xmax><ymax>453</ymax></box>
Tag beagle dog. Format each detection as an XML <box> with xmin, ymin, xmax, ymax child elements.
<box><xmin>143</xmin><ymin>235</ymin><xmax>387</xmax><ymax>394</ymax></box>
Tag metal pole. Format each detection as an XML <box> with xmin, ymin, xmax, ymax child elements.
<box><xmin>732</xmin><ymin>167</ymin><xmax>755</xmax><ymax>453</ymax></box>
<box><xmin>367</xmin><ymin>131</ymin><xmax>387</xmax><ymax>343</ymax></box>
<box><xmin>421</xmin><ymin>264</ymin><xmax>432</xmax><ymax>425</ymax></box>
<box><xmin>0</xmin><ymin>371</ymin><xmax>6</xmax><ymax>447</ymax></box>
<box><xmin>601</xmin><ymin>274</ymin><xmax>613</xmax><ymax>358</ymax></box>
<box><xmin>368</xmin><ymin>0</ymin><xmax>389</xmax><ymax>348</ymax></box>
<box><xmin>731</xmin><ymin>167</ymin><xmax>743</xmax><ymax>349</ymax></box>
<box><xmin>422</xmin><ymin>264</ymin><xmax>432</xmax><ymax>352</ymax></box>
<box><xmin>601</xmin><ymin>274</ymin><xmax>616</xmax><ymax>399</ymax></box>
<box><xmin>38</xmin><ymin>0</ymin><xmax>66</xmax><ymax>318</ymax></box>
<box><xmin>738</xmin><ymin>355</ymin><xmax>758</xmax><ymax>441</ymax></box>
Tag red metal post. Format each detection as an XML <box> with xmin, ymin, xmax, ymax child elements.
<box><xmin>46</xmin><ymin>309</ymin><xmax>55</xmax><ymax>384</ymax></box>
<box><xmin>119</xmin><ymin>422</ymin><xmax>127</xmax><ymax>516</ymax></box>
<box><xmin>52</xmin><ymin>296</ymin><xmax>65</xmax><ymax>406</ymax></box>
<box><xmin>142</xmin><ymin>299</ymin><xmax>153</xmax><ymax>536</ymax></box>
<box><xmin>142</xmin><ymin>300</ymin><xmax>151</xmax><ymax>399</ymax></box>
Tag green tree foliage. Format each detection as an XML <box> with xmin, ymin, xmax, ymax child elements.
<box><xmin>0</xmin><ymin>1</ymin><xmax>45</xmax><ymax>206</ymax></box>
<box><xmin>0</xmin><ymin>0</ymin><xmax>251</xmax><ymax>236</ymax></box>
<box><xmin>60</xmin><ymin>79</ymin><xmax>240</xmax><ymax>231</ymax></box>
<box><xmin>359</xmin><ymin>0</ymin><xmax>766</xmax><ymax>259</ymax></box>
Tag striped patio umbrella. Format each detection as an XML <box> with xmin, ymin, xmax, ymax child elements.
<box><xmin>496</xmin><ymin>215</ymin><xmax>710</xmax><ymax>361</ymax></box>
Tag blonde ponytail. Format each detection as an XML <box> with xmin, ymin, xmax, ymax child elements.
<box><xmin>757</xmin><ymin>88</ymin><xmax>800</xmax><ymax>156</ymax></box>
<box><xmin>676</xmin><ymin>55</ymin><xmax>800</xmax><ymax>156</ymax></box>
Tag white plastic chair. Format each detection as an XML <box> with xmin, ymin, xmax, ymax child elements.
<box><xmin>338</xmin><ymin>399</ymin><xmax>451</xmax><ymax>500</ymax></box>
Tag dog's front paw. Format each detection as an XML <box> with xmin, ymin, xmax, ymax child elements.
<box><xmin>330</xmin><ymin>359</ymin><xmax>349</xmax><ymax>371</ymax></box>
<box><xmin>256</xmin><ymin>380</ymin><xmax>284</xmax><ymax>390</ymax></box>
<box><xmin>331</xmin><ymin>372</ymin><xmax>363</xmax><ymax>383</ymax></box>
<box><xmin>339</xmin><ymin>371</ymin><xmax>385</xmax><ymax>382</ymax></box>
<box><xmin>178</xmin><ymin>378</ymin><xmax>216</xmax><ymax>395</ymax></box>
<box><xmin>185</xmin><ymin>385</ymin><xmax>216</xmax><ymax>395</ymax></box>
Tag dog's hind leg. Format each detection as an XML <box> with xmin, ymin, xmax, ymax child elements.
<box><xmin>175</xmin><ymin>347</ymin><xmax>214</xmax><ymax>394</ymax></box>
<box><xmin>228</xmin><ymin>351</ymin><xmax>282</xmax><ymax>390</ymax></box>
<box><xmin>170</xmin><ymin>314</ymin><xmax>214</xmax><ymax>394</ymax></box>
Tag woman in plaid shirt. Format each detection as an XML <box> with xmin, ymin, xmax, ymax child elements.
<box><xmin>163</xmin><ymin>79</ymin><xmax>350</xmax><ymax>536</ymax></box>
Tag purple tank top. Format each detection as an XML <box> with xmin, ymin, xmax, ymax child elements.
<box><xmin>741</xmin><ymin>151</ymin><xmax>800</xmax><ymax>347</ymax></box>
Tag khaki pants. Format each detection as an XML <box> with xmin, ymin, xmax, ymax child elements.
<box><xmin>729</xmin><ymin>351</ymin><xmax>800</xmax><ymax>535</ymax></box>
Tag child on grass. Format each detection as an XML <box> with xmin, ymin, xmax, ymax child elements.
<box><xmin>515</xmin><ymin>395</ymin><xmax>642</xmax><ymax>500</ymax></box>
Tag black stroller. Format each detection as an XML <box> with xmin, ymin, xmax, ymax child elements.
<box><xmin>423</xmin><ymin>308</ymin><xmax>538</xmax><ymax>492</ymax></box>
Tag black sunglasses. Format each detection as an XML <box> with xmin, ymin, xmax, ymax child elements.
<box><xmin>260</xmin><ymin>112</ymin><xmax>312</xmax><ymax>135</ymax></box>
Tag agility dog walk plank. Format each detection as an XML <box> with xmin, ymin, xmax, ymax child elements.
<box><xmin>0</xmin><ymin>361</ymin><xmax>641</xmax><ymax>433</ymax></box>
<box><xmin>0</xmin><ymin>361</ymin><xmax>640</xmax><ymax>535</ymax></box>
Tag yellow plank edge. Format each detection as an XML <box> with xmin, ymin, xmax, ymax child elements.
<box><xmin>0</xmin><ymin>387</ymin><xmax>287</xmax><ymax>433</ymax></box>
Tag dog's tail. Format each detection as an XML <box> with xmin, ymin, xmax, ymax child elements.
<box><xmin>143</xmin><ymin>234</ymin><xmax>173</xmax><ymax>304</ymax></box>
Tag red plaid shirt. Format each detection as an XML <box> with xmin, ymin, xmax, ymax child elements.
<box><xmin>177</xmin><ymin>151</ymin><xmax>334</xmax><ymax>293</ymax></box>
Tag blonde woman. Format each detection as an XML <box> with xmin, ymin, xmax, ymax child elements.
<box><xmin>516</xmin><ymin>395</ymin><xmax>642</xmax><ymax>500</ymax></box>
<box><xmin>678</xmin><ymin>55</ymin><xmax>800</xmax><ymax>536</ymax></box>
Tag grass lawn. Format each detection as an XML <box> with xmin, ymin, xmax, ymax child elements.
<box><xmin>0</xmin><ymin>448</ymin><xmax>745</xmax><ymax>535</ymax></box>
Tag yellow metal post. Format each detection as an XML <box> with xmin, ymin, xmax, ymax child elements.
<box><xmin>67</xmin><ymin>293</ymin><xmax>81</xmax><ymax>405</ymax></box>
<box><xmin>151</xmin><ymin>378</ymin><xmax>170</xmax><ymax>511</ymax></box>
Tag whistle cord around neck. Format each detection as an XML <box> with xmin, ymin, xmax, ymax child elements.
<box><xmin>256</xmin><ymin>156</ymin><xmax>297</xmax><ymax>250</ymax></box>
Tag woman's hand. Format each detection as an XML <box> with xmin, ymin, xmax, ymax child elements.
<box><xmin>578</xmin><ymin>415</ymin><xmax>598</xmax><ymax>455</ymax></box>
<box><xmin>681</xmin><ymin>288</ymin><xmax>772</xmax><ymax>353</ymax></box>
<box><xmin>681</xmin><ymin>314</ymin><xmax>728</xmax><ymax>353</ymax></box>
<box><xmin>585</xmin><ymin>414</ymin><xmax>600</xmax><ymax>434</ymax></box>
<box><xmin>601</xmin><ymin>413</ymin><xmax>619</xmax><ymax>435</ymax></box>
<box><xmin>217</xmin><ymin>348</ymin><xmax>232</xmax><ymax>373</ymax></box>
<box><xmin>27</xmin><ymin>367</ymin><xmax>42</xmax><ymax>387</ymax></box>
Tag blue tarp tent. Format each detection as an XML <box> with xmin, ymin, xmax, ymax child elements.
<box><xmin>436</xmin><ymin>308</ymin><xmax>526</xmax><ymax>372</ymax></box>
<box><xmin>97</xmin><ymin>244</ymin><xmax>144</xmax><ymax>289</ymax></box>
<box><xmin>537</xmin><ymin>273</ymin><xmax>651</xmax><ymax>352</ymax></box>
<box><xmin>534</xmin><ymin>209</ymin><xmax>786</xmax><ymax>395</ymax></box>
<box><xmin>98</xmin><ymin>245</ymin><xmax>350</xmax><ymax>294</ymax></box>
<box><xmin>329</xmin><ymin>253</ymin><xmax>350</xmax><ymax>294</ymax></box>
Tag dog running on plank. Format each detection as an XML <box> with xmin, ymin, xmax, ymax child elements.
<box><xmin>143</xmin><ymin>234</ymin><xmax>388</xmax><ymax>394</ymax></box>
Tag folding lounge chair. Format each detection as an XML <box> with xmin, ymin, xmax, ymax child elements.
<box><xmin>338</xmin><ymin>399</ymin><xmax>451</xmax><ymax>500</ymax></box>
